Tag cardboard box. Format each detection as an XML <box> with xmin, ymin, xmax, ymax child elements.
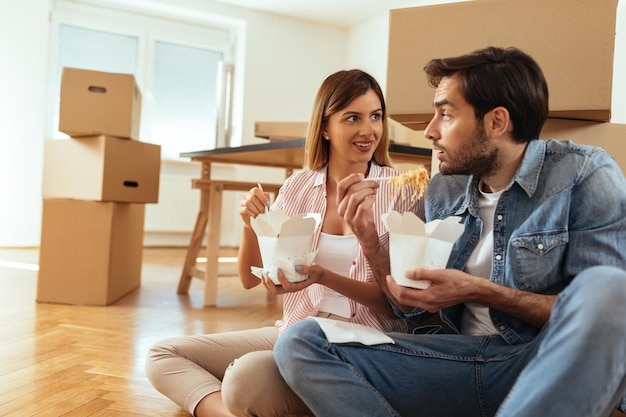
<box><xmin>42</xmin><ymin>135</ymin><xmax>161</xmax><ymax>203</ymax></box>
<box><xmin>386</xmin><ymin>119</ymin><xmax>433</xmax><ymax>173</ymax></box>
<box><xmin>387</xmin><ymin>0</ymin><xmax>618</xmax><ymax>126</ymax></box>
<box><xmin>60</xmin><ymin>67</ymin><xmax>142</xmax><ymax>140</ymax></box>
<box><xmin>388</xmin><ymin>117</ymin><xmax>430</xmax><ymax>148</ymax></box>
<box><xmin>254</xmin><ymin>121</ymin><xmax>308</xmax><ymax>141</ymax></box>
<box><xmin>540</xmin><ymin>118</ymin><xmax>626</xmax><ymax>174</ymax></box>
<box><xmin>37</xmin><ymin>199</ymin><xmax>145</xmax><ymax>306</ymax></box>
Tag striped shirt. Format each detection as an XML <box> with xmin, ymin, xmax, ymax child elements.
<box><xmin>272</xmin><ymin>162</ymin><xmax>423</xmax><ymax>334</ymax></box>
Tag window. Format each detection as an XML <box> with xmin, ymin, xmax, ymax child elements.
<box><xmin>48</xmin><ymin>1</ymin><xmax>239</xmax><ymax>160</ymax></box>
<box><xmin>150</xmin><ymin>41</ymin><xmax>223</xmax><ymax>159</ymax></box>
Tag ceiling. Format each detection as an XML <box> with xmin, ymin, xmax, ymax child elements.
<box><xmin>206</xmin><ymin>0</ymin><xmax>443</xmax><ymax>28</ymax></box>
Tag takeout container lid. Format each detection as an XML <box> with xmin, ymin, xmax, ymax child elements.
<box><xmin>250</xmin><ymin>211</ymin><xmax>321</xmax><ymax>284</ymax></box>
<box><xmin>382</xmin><ymin>211</ymin><xmax>464</xmax><ymax>288</ymax></box>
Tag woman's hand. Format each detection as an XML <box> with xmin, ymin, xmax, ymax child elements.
<box><xmin>261</xmin><ymin>265</ymin><xmax>326</xmax><ymax>294</ymax></box>
<box><xmin>239</xmin><ymin>186</ymin><xmax>270</xmax><ymax>226</ymax></box>
<box><xmin>336</xmin><ymin>173</ymin><xmax>380</xmax><ymax>245</ymax></box>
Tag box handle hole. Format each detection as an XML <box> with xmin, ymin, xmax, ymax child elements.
<box><xmin>88</xmin><ymin>86</ymin><xmax>107</xmax><ymax>94</ymax></box>
<box><xmin>123</xmin><ymin>181</ymin><xmax>139</xmax><ymax>188</ymax></box>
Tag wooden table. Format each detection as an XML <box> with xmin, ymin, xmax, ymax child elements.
<box><xmin>178</xmin><ymin>139</ymin><xmax>431</xmax><ymax>306</ymax></box>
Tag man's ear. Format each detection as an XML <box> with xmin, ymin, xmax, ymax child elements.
<box><xmin>485</xmin><ymin>106</ymin><xmax>511</xmax><ymax>138</ymax></box>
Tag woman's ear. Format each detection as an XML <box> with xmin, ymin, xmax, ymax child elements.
<box><xmin>486</xmin><ymin>106</ymin><xmax>511</xmax><ymax>138</ymax></box>
<box><xmin>322</xmin><ymin>127</ymin><xmax>330</xmax><ymax>140</ymax></box>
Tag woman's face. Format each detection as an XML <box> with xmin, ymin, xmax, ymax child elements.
<box><xmin>323</xmin><ymin>89</ymin><xmax>383</xmax><ymax>166</ymax></box>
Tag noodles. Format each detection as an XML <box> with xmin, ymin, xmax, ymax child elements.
<box><xmin>388</xmin><ymin>167</ymin><xmax>430</xmax><ymax>201</ymax></box>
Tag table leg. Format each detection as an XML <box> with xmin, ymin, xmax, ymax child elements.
<box><xmin>203</xmin><ymin>182</ymin><xmax>223</xmax><ymax>307</ymax></box>
<box><xmin>177</xmin><ymin>208</ymin><xmax>208</xmax><ymax>294</ymax></box>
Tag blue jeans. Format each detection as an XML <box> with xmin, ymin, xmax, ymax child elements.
<box><xmin>274</xmin><ymin>266</ymin><xmax>626</xmax><ymax>417</ymax></box>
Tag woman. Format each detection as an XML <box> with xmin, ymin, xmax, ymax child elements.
<box><xmin>145</xmin><ymin>69</ymin><xmax>423</xmax><ymax>417</ymax></box>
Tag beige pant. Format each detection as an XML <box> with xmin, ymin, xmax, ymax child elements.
<box><xmin>145</xmin><ymin>326</ymin><xmax>312</xmax><ymax>417</ymax></box>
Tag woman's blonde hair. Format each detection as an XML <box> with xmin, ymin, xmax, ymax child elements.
<box><xmin>304</xmin><ymin>69</ymin><xmax>392</xmax><ymax>170</ymax></box>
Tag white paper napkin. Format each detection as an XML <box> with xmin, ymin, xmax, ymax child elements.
<box><xmin>311</xmin><ymin>317</ymin><xmax>395</xmax><ymax>345</ymax></box>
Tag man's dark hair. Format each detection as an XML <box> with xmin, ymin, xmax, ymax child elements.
<box><xmin>424</xmin><ymin>46</ymin><xmax>549</xmax><ymax>143</ymax></box>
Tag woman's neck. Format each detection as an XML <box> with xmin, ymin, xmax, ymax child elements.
<box><xmin>326</xmin><ymin>161</ymin><xmax>370</xmax><ymax>187</ymax></box>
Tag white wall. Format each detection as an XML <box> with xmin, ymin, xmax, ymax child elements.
<box><xmin>612</xmin><ymin>0</ymin><xmax>626</xmax><ymax>123</ymax></box>
<box><xmin>239</xmin><ymin>13</ymin><xmax>347</xmax><ymax>143</ymax></box>
<box><xmin>0</xmin><ymin>0</ymin><xmax>52</xmax><ymax>247</ymax></box>
<box><xmin>345</xmin><ymin>15</ymin><xmax>390</xmax><ymax>92</ymax></box>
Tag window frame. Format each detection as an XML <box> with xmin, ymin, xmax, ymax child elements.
<box><xmin>47</xmin><ymin>0</ymin><xmax>243</xmax><ymax>158</ymax></box>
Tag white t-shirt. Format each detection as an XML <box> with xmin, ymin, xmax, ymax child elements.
<box><xmin>314</xmin><ymin>232</ymin><xmax>359</xmax><ymax>318</ymax></box>
<box><xmin>460</xmin><ymin>182</ymin><xmax>505</xmax><ymax>336</ymax></box>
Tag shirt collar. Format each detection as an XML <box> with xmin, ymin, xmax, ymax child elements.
<box><xmin>313</xmin><ymin>169</ymin><xmax>326</xmax><ymax>188</ymax></box>
<box><xmin>458</xmin><ymin>139</ymin><xmax>545</xmax><ymax>216</ymax></box>
<box><xmin>512</xmin><ymin>139</ymin><xmax>545</xmax><ymax>198</ymax></box>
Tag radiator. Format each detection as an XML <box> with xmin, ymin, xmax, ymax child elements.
<box><xmin>145</xmin><ymin>174</ymin><xmax>199</xmax><ymax>232</ymax></box>
<box><xmin>144</xmin><ymin>173</ymin><xmax>241</xmax><ymax>247</ymax></box>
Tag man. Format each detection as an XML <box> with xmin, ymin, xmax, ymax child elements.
<box><xmin>273</xmin><ymin>46</ymin><xmax>626</xmax><ymax>417</ymax></box>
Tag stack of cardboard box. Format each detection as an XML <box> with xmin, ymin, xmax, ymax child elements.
<box><xmin>254</xmin><ymin>121</ymin><xmax>308</xmax><ymax>141</ymax></box>
<box><xmin>37</xmin><ymin>68</ymin><xmax>161</xmax><ymax>306</ymax></box>
<box><xmin>386</xmin><ymin>0</ymin><xmax>625</xmax><ymax>174</ymax></box>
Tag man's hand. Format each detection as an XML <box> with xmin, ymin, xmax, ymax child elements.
<box><xmin>387</xmin><ymin>267</ymin><xmax>557</xmax><ymax>328</ymax></box>
<box><xmin>386</xmin><ymin>268</ymin><xmax>476</xmax><ymax>313</ymax></box>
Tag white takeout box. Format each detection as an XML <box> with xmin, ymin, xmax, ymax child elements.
<box><xmin>382</xmin><ymin>211</ymin><xmax>464</xmax><ymax>289</ymax></box>
<box><xmin>250</xmin><ymin>211</ymin><xmax>321</xmax><ymax>284</ymax></box>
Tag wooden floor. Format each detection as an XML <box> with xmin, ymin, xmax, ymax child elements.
<box><xmin>0</xmin><ymin>247</ymin><xmax>282</xmax><ymax>417</ymax></box>
<box><xmin>2</xmin><ymin>248</ymin><xmax>624</xmax><ymax>417</ymax></box>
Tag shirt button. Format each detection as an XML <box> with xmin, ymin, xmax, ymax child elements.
<box><xmin>499</xmin><ymin>325</ymin><xmax>506</xmax><ymax>331</ymax></box>
<box><xmin>537</xmin><ymin>243</ymin><xmax>544</xmax><ymax>250</ymax></box>
<box><xmin>495</xmin><ymin>254</ymin><xmax>502</xmax><ymax>261</ymax></box>
<box><xmin>497</xmin><ymin>214</ymin><xmax>503</xmax><ymax>221</ymax></box>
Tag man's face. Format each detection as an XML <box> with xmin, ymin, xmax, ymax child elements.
<box><xmin>425</xmin><ymin>75</ymin><xmax>498</xmax><ymax>177</ymax></box>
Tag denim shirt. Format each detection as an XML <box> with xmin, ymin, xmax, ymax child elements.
<box><xmin>398</xmin><ymin>139</ymin><xmax>626</xmax><ymax>345</ymax></box>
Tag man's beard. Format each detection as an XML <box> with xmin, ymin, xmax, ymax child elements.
<box><xmin>438</xmin><ymin>124</ymin><xmax>499</xmax><ymax>178</ymax></box>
